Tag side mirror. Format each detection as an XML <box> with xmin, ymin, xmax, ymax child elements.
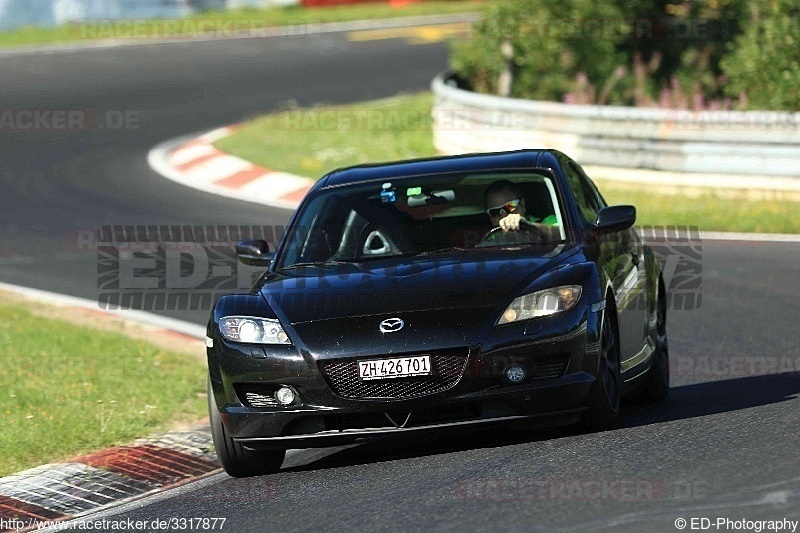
<box><xmin>593</xmin><ymin>205</ymin><xmax>636</xmax><ymax>233</ymax></box>
<box><xmin>235</xmin><ymin>239</ymin><xmax>272</xmax><ymax>267</ymax></box>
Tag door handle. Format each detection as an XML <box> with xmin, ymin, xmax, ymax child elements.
<box><xmin>631</xmin><ymin>251</ymin><xmax>640</xmax><ymax>265</ymax></box>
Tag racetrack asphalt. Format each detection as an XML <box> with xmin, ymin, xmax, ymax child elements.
<box><xmin>1</xmin><ymin>22</ymin><xmax>799</xmax><ymax>533</ymax></box>
<box><xmin>0</xmin><ymin>23</ymin><xmax>451</xmax><ymax>325</ymax></box>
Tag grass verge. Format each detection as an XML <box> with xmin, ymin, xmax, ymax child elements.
<box><xmin>0</xmin><ymin>1</ymin><xmax>483</xmax><ymax>49</ymax></box>
<box><xmin>215</xmin><ymin>92</ymin><xmax>799</xmax><ymax>234</ymax></box>
<box><xmin>215</xmin><ymin>92</ymin><xmax>437</xmax><ymax>177</ymax></box>
<box><xmin>0</xmin><ymin>300</ymin><xmax>207</xmax><ymax>476</ymax></box>
<box><xmin>596</xmin><ymin>183</ymin><xmax>800</xmax><ymax>234</ymax></box>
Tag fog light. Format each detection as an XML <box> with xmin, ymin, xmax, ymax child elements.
<box><xmin>506</xmin><ymin>365</ymin><xmax>526</xmax><ymax>384</ymax></box>
<box><xmin>275</xmin><ymin>386</ymin><xmax>295</xmax><ymax>406</ymax></box>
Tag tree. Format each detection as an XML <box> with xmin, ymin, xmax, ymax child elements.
<box><xmin>721</xmin><ymin>0</ymin><xmax>800</xmax><ymax>110</ymax></box>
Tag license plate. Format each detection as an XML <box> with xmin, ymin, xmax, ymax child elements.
<box><xmin>358</xmin><ymin>355</ymin><xmax>432</xmax><ymax>381</ymax></box>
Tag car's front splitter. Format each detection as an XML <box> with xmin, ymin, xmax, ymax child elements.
<box><xmin>220</xmin><ymin>370</ymin><xmax>594</xmax><ymax>447</ymax></box>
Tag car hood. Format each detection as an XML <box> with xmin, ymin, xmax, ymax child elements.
<box><xmin>260</xmin><ymin>246</ymin><xmax>577</xmax><ymax>325</ymax></box>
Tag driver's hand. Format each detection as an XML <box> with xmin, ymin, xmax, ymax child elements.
<box><xmin>499</xmin><ymin>213</ymin><xmax>522</xmax><ymax>232</ymax></box>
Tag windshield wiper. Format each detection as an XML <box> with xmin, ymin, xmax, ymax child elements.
<box><xmin>416</xmin><ymin>246</ymin><xmax>468</xmax><ymax>256</ymax></box>
<box><xmin>277</xmin><ymin>260</ymin><xmax>358</xmax><ymax>271</ymax></box>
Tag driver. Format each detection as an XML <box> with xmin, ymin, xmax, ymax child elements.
<box><xmin>485</xmin><ymin>180</ymin><xmax>557</xmax><ymax>232</ymax></box>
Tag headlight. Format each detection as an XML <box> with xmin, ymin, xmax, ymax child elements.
<box><xmin>219</xmin><ymin>316</ymin><xmax>291</xmax><ymax>344</ymax></box>
<box><xmin>498</xmin><ymin>285</ymin><xmax>582</xmax><ymax>325</ymax></box>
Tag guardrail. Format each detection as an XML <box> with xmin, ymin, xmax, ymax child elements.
<box><xmin>431</xmin><ymin>72</ymin><xmax>800</xmax><ymax>177</ymax></box>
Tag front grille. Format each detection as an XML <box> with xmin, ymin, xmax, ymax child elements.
<box><xmin>319</xmin><ymin>351</ymin><xmax>469</xmax><ymax>399</ymax></box>
<box><xmin>530</xmin><ymin>353</ymin><xmax>570</xmax><ymax>380</ymax></box>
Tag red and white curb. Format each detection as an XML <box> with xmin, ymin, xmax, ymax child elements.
<box><xmin>0</xmin><ymin>284</ymin><xmax>216</xmax><ymax>531</ymax></box>
<box><xmin>0</xmin><ymin>427</ymin><xmax>219</xmax><ymax>531</ymax></box>
<box><xmin>148</xmin><ymin>126</ymin><xmax>313</xmax><ymax>211</ymax></box>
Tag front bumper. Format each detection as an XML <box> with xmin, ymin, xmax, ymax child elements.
<box><xmin>208</xmin><ymin>307</ymin><xmax>602</xmax><ymax>448</ymax></box>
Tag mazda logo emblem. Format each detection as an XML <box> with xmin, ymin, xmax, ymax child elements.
<box><xmin>379</xmin><ymin>317</ymin><xmax>405</xmax><ymax>333</ymax></box>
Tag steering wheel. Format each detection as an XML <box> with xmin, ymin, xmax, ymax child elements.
<box><xmin>476</xmin><ymin>218</ymin><xmax>547</xmax><ymax>247</ymax></box>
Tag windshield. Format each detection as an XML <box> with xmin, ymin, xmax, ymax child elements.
<box><xmin>275</xmin><ymin>172</ymin><xmax>567</xmax><ymax>270</ymax></box>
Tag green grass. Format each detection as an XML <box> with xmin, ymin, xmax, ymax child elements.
<box><xmin>0</xmin><ymin>303</ymin><xmax>207</xmax><ymax>476</ymax></box>
<box><xmin>216</xmin><ymin>91</ymin><xmax>799</xmax><ymax>234</ymax></box>
<box><xmin>215</xmin><ymin>93</ymin><xmax>438</xmax><ymax>177</ymax></box>
<box><xmin>0</xmin><ymin>1</ymin><xmax>483</xmax><ymax>49</ymax></box>
<box><xmin>599</xmin><ymin>184</ymin><xmax>800</xmax><ymax>234</ymax></box>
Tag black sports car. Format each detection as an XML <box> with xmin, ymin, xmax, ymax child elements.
<box><xmin>206</xmin><ymin>150</ymin><xmax>669</xmax><ymax>477</ymax></box>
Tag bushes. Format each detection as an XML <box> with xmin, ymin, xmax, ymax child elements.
<box><xmin>451</xmin><ymin>0</ymin><xmax>628</xmax><ymax>102</ymax></box>
<box><xmin>450</xmin><ymin>0</ymin><xmax>799</xmax><ymax>111</ymax></box>
<box><xmin>720</xmin><ymin>0</ymin><xmax>800</xmax><ymax>110</ymax></box>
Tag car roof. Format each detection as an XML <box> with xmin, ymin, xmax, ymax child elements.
<box><xmin>314</xmin><ymin>149</ymin><xmax>564</xmax><ymax>190</ymax></box>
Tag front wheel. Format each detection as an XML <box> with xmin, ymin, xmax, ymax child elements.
<box><xmin>208</xmin><ymin>378</ymin><xmax>285</xmax><ymax>477</ymax></box>
<box><xmin>641</xmin><ymin>282</ymin><xmax>669</xmax><ymax>402</ymax></box>
<box><xmin>583</xmin><ymin>305</ymin><xmax>621</xmax><ymax>431</ymax></box>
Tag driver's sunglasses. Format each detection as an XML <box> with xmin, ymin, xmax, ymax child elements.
<box><xmin>486</xmin><ymin>198</ymin><xmax>521</xmax><ymax>218</ymax></box>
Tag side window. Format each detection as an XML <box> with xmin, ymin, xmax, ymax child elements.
<box><xmin>565</xmin><ymin>162</ymin><xmax>603</xmax><ymax>224</ymax></box>
<box><xmin>575</xmin><ymin>163</ymin><xmax>607</xmax><ymax>210</ymax></box>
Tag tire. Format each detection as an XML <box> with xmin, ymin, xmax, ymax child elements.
<box><xmin>641</xmin><ymin>281</ymin><xmax>669</xmax><ymax>402</ymax></box>
<box><xmin>208</xmin><ymin>378</ymin><xmax>285</xmax><ymax>478</ymax></box>
<box><xmin>584</xmin><ymin>303</ymin><xmax>622</xmax><ymax>431</ymax></box>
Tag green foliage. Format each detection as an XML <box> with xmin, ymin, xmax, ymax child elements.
<box><xmin>720</xmin><ymin>0</ymin><xmax>800</xmax><ymax>110</ymax></box>
<box><xmin>451</xmin><ymin>0</ymin><xmax>629</xmax><ymax>101</ymax></box>
<box><xmin>452</xmin><ymin>0</ymin><xmax>798</xmax><ymax>110</ymax></box>
<box><xmin>623</xmin><ymin>0</ymin><xmax>748</xmax><ymax>107</ymax></box>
